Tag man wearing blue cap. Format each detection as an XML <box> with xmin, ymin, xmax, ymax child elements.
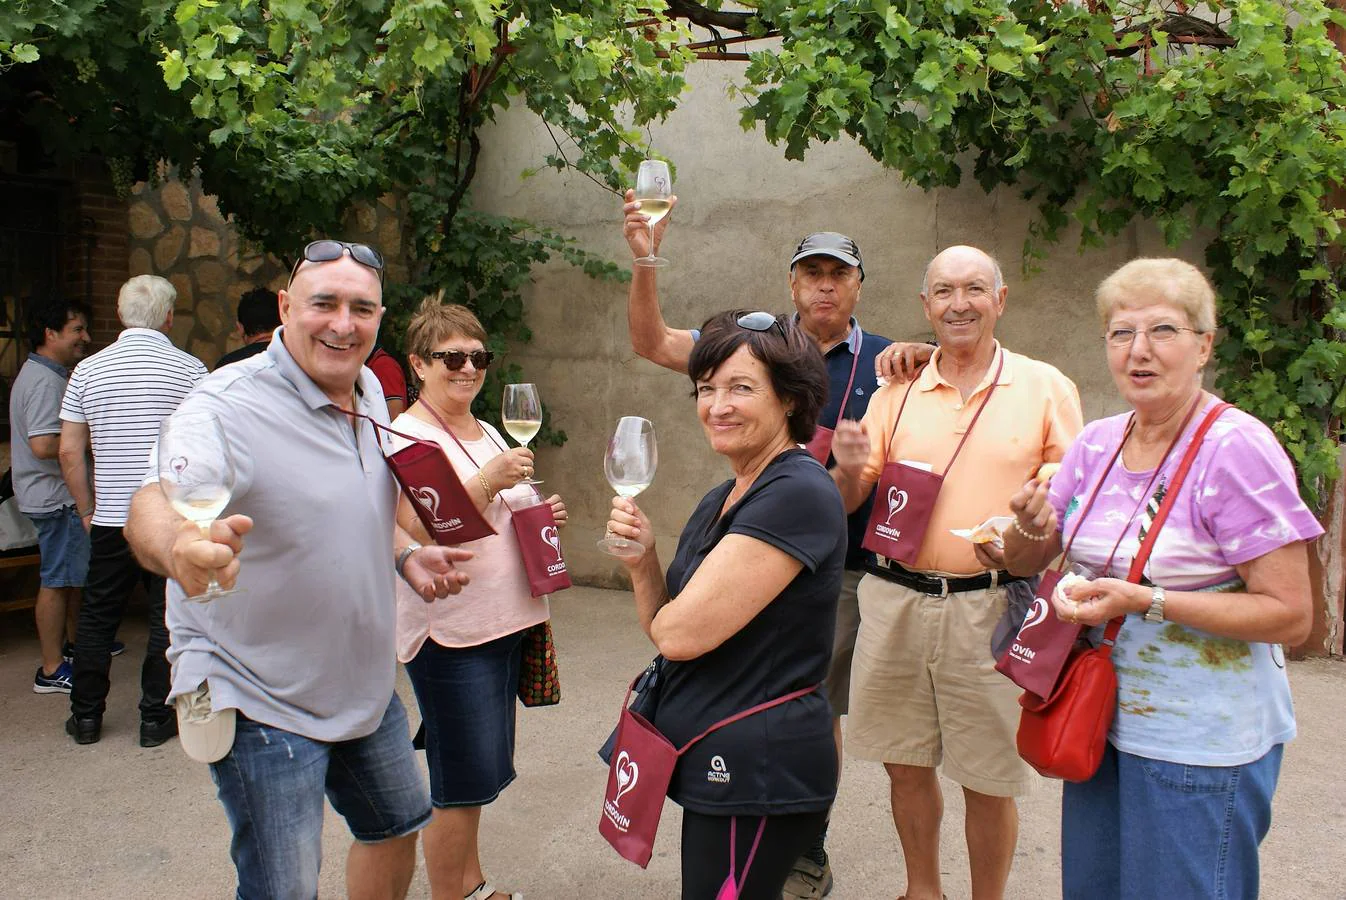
<box><xmin>621</xmin><ymin>192</ymin><xmax>929</xmax><ymax>898</ymax></box>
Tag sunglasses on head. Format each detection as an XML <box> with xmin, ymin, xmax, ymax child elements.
<box><xmin>288</xmin><ymin>240</ymin><xmax>385</xmax><ymax>286</ymax></box>
<box><xmin>736</xmin><ymin>310</ymin><xmax>788</xmax><ymax>342</ymax></box>
<box><xmin>427</xmin><ymin>349</ymin><xmax>494</xmax><ymax>371</ymax></box>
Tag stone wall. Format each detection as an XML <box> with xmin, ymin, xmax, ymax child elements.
<box><xmin>126</xmin><ymin>174</ymin><xmax>286</xmax><ymax>366</ymax></box>
<box><xmin>126</xmin><ymin>172</ymin><xmax>408</xmax><ymax>367</ymax></box>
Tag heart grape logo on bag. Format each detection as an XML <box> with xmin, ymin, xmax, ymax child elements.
<box><xmin>541</xmin><ymin>524</ymin><xmax>562</xmax><ymax>561</ymax></box>
<box><xmin>613</xmin><ymin>750</ymin><xmax>640</xmax><ymax>806</ymax></box>
<box><xmin>410</xmin><ymin>485</ymin><xmax>441</xmax><ymax>518</ymax></box>
<box><xmin>884</xmin><ymin>486</ymin><xmax>909</xmax><ymax>524</ymax></box>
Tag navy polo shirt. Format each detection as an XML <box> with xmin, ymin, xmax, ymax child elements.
<box><xmin>810</xmin><ymin>318</ymin><xmax>890</xmax><ymax>570</ymax></box>
<box><xmin>691</xmin><ymin>317</ymin><xmax>890</xmax><ymax>569</ymax></box>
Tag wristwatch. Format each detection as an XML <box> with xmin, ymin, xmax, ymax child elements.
<box><xmin>1144</xmin><ymin>586</ymin><xmax>1167</xmax><ymax>623</ymax></box>
<box><xmin>395</xmin><ymin>542</ymin><xmax>423</xmax><ymax>581</ymax></box>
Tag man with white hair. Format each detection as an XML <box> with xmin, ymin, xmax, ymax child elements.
<box><xmin>832</xmin><ymin>246</ymin><xmax>1082</xmax><ymax>900</ymax></box>
<box><xmin>60</xmin><ymin>274</ymin><xmax>207</xmax><ymax>746</ymax></box>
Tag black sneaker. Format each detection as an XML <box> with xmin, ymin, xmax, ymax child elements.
<box><xmin>65</xmin><ymin>714</ymin><xmax>102</xmax><ymax>745</ymax></box>
<box><xmin>140</xmin><ymin>716</ymin><xmax>179</xmax><ymax>748</ymax></box>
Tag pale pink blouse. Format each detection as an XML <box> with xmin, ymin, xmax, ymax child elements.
<box><xmin>391</xmin><ymin>413</ymin><xmax>549</xmax><ymax>662</ymax></box>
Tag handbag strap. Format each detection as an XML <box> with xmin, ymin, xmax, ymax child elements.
<box><xmin>1058</xmin><ymin>391</ymin><xmax>1200</xmax><ymax>570</ymax></box>
<box><xmin>338</xmin><ymin>407</ymin><xmax>440</xmax><ymax>451</ymax></box>
<box><xmin>1098</xmin><ymin>400</ymin><xmax>1231</xmax><ymax>648</ymax></box>
<box><xmin>676</xmin><ymin>684</ymin><xmax>819</xmax><ymax>756</ymax></box>
<box><xmin>725</xmin><ymin>817</ymin><xmax>768</xmax><ymax>897</ymax></box>
<box><xmin>831</xmin><ymin>333</ymin><xmax>863</xmax><ymax>424</ymax></box>
<box><xmin>882</xmin><ymin>348</ymin><xmax>1005</xmax><ymax>478</ymax></box>
<box><xmin>416</xmin><ymin>398</ymin><xmax>542</xmax><ymax>515</ymax></box>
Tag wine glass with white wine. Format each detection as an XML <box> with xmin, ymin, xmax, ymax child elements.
<box><xmin>158</xmin><ymin>411</ymin><xmax>238</xmax><ymax>602</ymax></box>
<box><xmin>634</xmin><ymin>159</ymin><xmax>672</xmax><ymax>268</ymax></box>
<box><xmin>503</xmin><ymin>383</ymin><xmax>543</xmax><ymax>485</ymax></box>
<box><xmin>598</xmin><ymin>416</ymin><xmax>658</xmax><ymax>558</ymax></box>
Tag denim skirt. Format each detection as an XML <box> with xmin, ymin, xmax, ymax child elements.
<box><xmin>405</xmin><ymin>630</ymin><xmax>526</xmax><ymax>807</ymax></box>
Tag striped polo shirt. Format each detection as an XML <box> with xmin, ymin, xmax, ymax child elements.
<box><xmin>60</xmin><ymin>328</ymin><xmax>207</xmax><ymax>527</ymax></box>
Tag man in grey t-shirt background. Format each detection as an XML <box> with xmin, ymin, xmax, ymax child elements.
<box><xmin>8</xmin><ymin>296</ymin><xmax>91</xmax><ymax>694</ymax></box>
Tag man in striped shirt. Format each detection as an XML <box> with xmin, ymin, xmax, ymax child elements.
<box><xmin>59</xmin><ymin>274</ymin><xmax>207</xmax><ymax>747</ymax></box>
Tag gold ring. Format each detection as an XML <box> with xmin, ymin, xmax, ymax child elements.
<box><xmin>1069</xmin><ymin>604</ymin><xmax>1079</xmax><ymax>624</ymax></box>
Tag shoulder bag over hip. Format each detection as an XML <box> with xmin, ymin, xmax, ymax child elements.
<box><xmin>860</xmin><ymin>351</ymin><xmax>1004</xmax><ymax>564</ymax></box>
<box><xmin>421</xmin><ymin>403</ymin><xmax>572</xmax><ymax>598</ymax></box>
<box><xmin>598</xmin><ymin>678</ymin><xmax>818</xmax><ymax>869</ymax></box>
<box><xmin>1016</xmin><ymin>401</ymin><xmax>1230</xmax><ymax>782</ymax></box>
<box><xmin>343</xmin><ymin>411</ymin><xmax>496</xmax><ymax>544</ymax></box>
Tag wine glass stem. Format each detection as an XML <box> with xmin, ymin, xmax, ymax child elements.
<box><xmin>647</xmin><ymin>222</ymin><xmax>657</xmax><ymax>261</ymax></box>
<box><xmin>199</xmin><ymin>521</ymin><xmax>223</xmax><ymax>594</ymax></box>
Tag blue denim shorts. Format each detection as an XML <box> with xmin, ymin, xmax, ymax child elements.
<box><xmin>1061</xmin><ymin>741</ymin><xmax>1284</xmax><ymax>900</ymax></box>
<box><xmin>208</xmin><ymin>694</ymin><xmax>430</xmax><ymax>900</ymax></box>
<box><xmin>405</xmin><ymin>630</ymin><xmax>525</xmax><ymax>808</ymax></box>
<box><xmin>29</xmin><ymin>506</ymin><xmax>90</xmax><ymax>588</ymax></box>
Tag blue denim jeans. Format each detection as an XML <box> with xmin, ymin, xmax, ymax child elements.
<box><xmin>1062</xmin><ymin>741</ymin><xmax>1284</xmax><ymax>900</ymax></box>
<box><xmin>208</xmin><ymin>694</ymin><xmax>431</xmax><ymax>900</ymax></box>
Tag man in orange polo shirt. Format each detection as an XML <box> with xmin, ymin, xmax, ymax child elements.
<box><xmin>832</xmin><ymin>245</ymin><xmax>1082</xmax><ymax>900</ymax></box>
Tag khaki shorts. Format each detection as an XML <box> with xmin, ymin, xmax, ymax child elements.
<box><xmin>823</xmin><ymin>568</ymin><xmax>863</xmax><ymax>716</ymax></box>
<box><xmin>847</xmin><ymin>573</ymin><xmax>1034</xmax><ymax>798</ymax></box>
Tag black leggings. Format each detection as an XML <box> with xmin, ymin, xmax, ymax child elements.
<box><xmin>680</xmin><ymin>809</ymin><xmax>829</xmax><ymax>899</ymax></box>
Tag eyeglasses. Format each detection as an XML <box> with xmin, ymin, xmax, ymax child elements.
<box><xmin>427</xmin><ymin>349</ymin><xmax>494</xmax><ymax>371</ymax></box>
<box><xmin>288</xmin><ymin>240</ymin><xmax>385</xmax><ymax>286</ymax></box>
<box><xmin>737</xmin><ymin>311</ymin><xmax>788</xmax><ymax>342</ymax></box>
<box><xmin>1104</xmin><ymin>324</ymin><xmax>1204</xmax><ymax>347</ymax></box>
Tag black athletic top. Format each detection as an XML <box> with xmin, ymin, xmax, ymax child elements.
<box><xmin>654</xmin><ymin>449</ymin><xmax>845</xmax><ymax>816</ymax></box>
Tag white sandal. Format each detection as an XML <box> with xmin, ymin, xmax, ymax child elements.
<box><xmin>465</xmin><ymin>881</ymin><xmax>523</xmax><ymax>900</ymax></box>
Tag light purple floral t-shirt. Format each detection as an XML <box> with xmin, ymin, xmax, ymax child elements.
<box><xmin>1048</xmin><ymin>398</ymin><xmax>1323</xmax><ymax>766</ymax></box>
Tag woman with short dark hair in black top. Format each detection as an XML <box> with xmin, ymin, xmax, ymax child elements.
<box><xmin>605</xmin><ymin>310</ymin><xmax>847</xmax><ymax>898</ymax></box>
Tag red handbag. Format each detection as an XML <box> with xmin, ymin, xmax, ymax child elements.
<box><xmin>1016</xmin><ymin>401</ymin><xmax>1229</xmax><ymax>782</ymax></box>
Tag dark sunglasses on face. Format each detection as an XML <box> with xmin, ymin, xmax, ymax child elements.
<box><xmin>288</xmin><ymin>240</ymin><xmax>385</xmax><ymax>286</ymax></box>
<box><xmin>428</xmin><ymin>349</ymin><xmax>494</xmax><ymax>371</ymax></box>
<box><xmin>736</xmin><ymin>310</ymin><xmax>789</xmax><ymax>342</ymax></box>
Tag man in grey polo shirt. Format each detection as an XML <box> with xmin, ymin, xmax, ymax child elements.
<box><xmin>125</xmin><ymin>240</ymin><xmax>472</xmax><ymax>900</ymax></box>
<box><xmin>9</xmin><ymin>296</ymin><xmax>91</xmax><ymax>694</ymax></box>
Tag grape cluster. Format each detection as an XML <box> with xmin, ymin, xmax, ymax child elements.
<box><xmin>74</xmin><ymin>57</ymin><xmax>98</xmax><ymax>83</ymax></box>
<box><xmin>107</xmin><ymin>156</ymin><xmax>135</xmax><ymax>199</ymax></box>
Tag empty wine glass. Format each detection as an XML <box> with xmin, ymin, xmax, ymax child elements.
<box><xmin>503</xmin><ymin>383</ymin><xmax>543</xmax><ymax>484</ymax></box>
<box><xmin>633</xmin><ymin>160</ymin><xmax>672</xmax><ymax>268</ymax></box>
<box><xmin>158</xmin><ymin>411</ymin><xmax>238</xmax><ymax>602</ymax></box>
<box><xmin>598</xmin><ymin>416</ymin><xmax>658</xmax><ymax>558</ymax></box>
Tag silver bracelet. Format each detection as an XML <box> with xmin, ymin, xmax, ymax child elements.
<box><xmin>395</xmin><ymin>542</ymin><xmax>423</xmax><ymax>580</ymax></box>
<box><xmin>1012</xmin><ymin>518</ymin><xmax>1051</xmax><ymax>542</ymax></box>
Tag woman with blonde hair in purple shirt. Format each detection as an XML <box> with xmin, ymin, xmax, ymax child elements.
<box><xmin>1003</xmin><ymin>258</ymin><xmax>1321</xmax><ymax>900</ymax></box>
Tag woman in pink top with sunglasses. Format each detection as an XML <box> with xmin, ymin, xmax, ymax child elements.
<box><xmin>392</xmin><ymin>293</ymin><xmax>567</xmax><ymax>900</ymax></box>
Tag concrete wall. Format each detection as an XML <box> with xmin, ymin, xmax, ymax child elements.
<box><xmin>469</xmin><ymin>62</ymin><xmax>1207</xmax><ymax>585</ymax></box>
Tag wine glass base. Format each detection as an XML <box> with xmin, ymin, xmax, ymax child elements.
<box><xmin>518</xmin><ymin>477</ymin><xmax>543</xmax><ymax>485</ymax></box>
<box><xmin>634</xmin><ymin>256</ymin><xmax>669</xmax><ymax>268</ymax></box>
<box><xmin>597</xmin><ymin>536</ymin><xmax>646</xmax><ymax>559</ymax></box>
<box><xmin>185</xmin><ymin>587</ymin><xmax>239</xmax><ymax>603</ymax></box>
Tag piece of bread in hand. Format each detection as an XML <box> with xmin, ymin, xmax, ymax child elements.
<box><xmin>1036</xmin><ymin>462</ymin><xmax>1062</xmax><ymax>484</ymax></box>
